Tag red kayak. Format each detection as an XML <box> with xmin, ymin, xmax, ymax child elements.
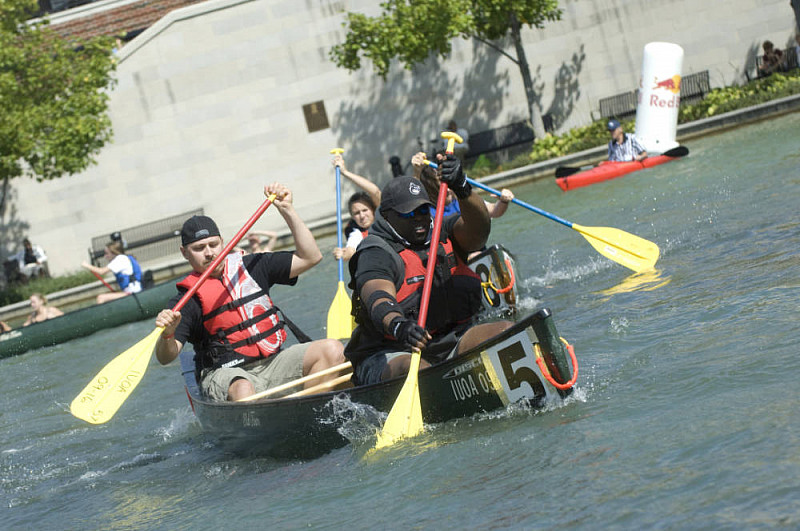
<box><xmin>555</xmin><ymin>146</ymin><xmax>688</xmax><ymax>191</ymax></box>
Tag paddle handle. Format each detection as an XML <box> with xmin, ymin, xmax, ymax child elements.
<box><xmin>172</xmin><ymin>194</ymin><xmax>277</xmax><ymax>312</ymax></box>
<box><xmin>331</xmin><ymin>148</ymin><xmax>345</xmax><ymax>282</ymax></box>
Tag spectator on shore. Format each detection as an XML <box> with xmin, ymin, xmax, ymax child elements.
<box><xmin>331</xmin><ymin>154</ymin><xmax>382</xmax><ymax>262</ymax></box>
<box><xmin>794</xmin><ymin>34</ymin><xmax>800</xmax><ymax>67</ymax></box>
<box><xmin>13</xmin><ymin>238</ymin><xmax>48</xmax><ymax>279</ymax></box>
<box><xmin>23</xmin><ymin>293</ymin><xmax>64</xmax><ymax>326</ymax></box>
<box><xmin>607</xmin><ymin>119</ymin><xmax>648</xmax><ymax>162</ymax></box>
<box><xmin>758</xmin><ymin>40</ymin><xmax>785</xmax><ymax>77</ymax></box>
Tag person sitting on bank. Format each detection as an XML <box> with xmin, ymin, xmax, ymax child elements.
<box><xmin>606</xmin><ymin>119</ymin><xmax>648</xmax><ymax>162</ymax></box>
<box><xmin>344</xmin><ymin>158</ymin><xmax>513</xmax><ymax>385</ymax></box>
<box><xmin>154</xmin><ymin>183</ymin><xmax>346</xmax><ymax>401</ymax></box>
<box><xmin>331</xmin><ymin>153</ymin><xmax>382</xmax><ymax>262</ymax></box>
<box><xmin>23</xmin><ymin>292</ymin><xmax>64</xmax><ymax>326</ymax></box>
<box><xmin>758</xmin><ymin>40</ymin><xmax>785</xmax><ymax>77</ymax></box>
<box><xmin>80</xmin><ymin>241</ymin><xmax>143</xmax><ymax>304</ymax></box>
<box><xmin>13</xmin><ymin>238</ymin><xmax>48</xmax><ymax>279</ymax></box>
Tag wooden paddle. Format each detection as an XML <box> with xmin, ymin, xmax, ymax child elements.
<box><xmin>326</xmin><ymin>148</ymin><xmax>355</xmax><ymax>340</ymax></box>
<box><xmin>237</xmin><ymin>361</ymin><xmax>352</xmax><ymax>402</ymax></box>
<box><xmin>373</xmin><ymin>131</ymin><xmax>463</xmax><ymax>450</ymax></box>
<box><xmin>70</xmin><ymin>193</ymin><xmax>278</xmax><ymax>424</ymax></box>
<box><xmin>555</xmin><ymin>145</ymin><xmax>689</xmax><ymax>178</ymax></box>
<box><xmin>424</xmin><ymin>159</ymin><xmax>660</xmax><ymax>273</ymax></box>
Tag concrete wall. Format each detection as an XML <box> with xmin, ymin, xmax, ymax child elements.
<box><xmin>2</xmin><ymin>0</ymin><xmax>796</xmax><ymax>275</ymax></box>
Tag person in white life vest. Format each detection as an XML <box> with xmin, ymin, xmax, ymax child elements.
<box><xmin>154</xmin><ymin>183</ymin><xmax>346</xmax><ymax>401</ymax></box>
<box><xmin>345</xmin><ymin>157</ymin><xmax>513</xmax><ymax>386</ymax></box>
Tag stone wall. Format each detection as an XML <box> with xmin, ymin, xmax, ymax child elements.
<box><xmin>3</xmin><ymin>0</ymin><xmax>796</xmax><ymax>275</ymax></box>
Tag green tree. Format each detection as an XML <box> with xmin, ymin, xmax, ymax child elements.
<box><xmin>329</xmin><ymin>0</ymin><xmax>562</xmax><ymax>139</ymax></box>
<box><xmin>0</xmin><ymin>0</ymin><xmax>116</xmax><ymax>215</ymax></box>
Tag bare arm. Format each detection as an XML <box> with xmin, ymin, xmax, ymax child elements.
<box><xmin>453</xmin><ymin>191</ymin><xmax>491</xmax><ymax>252</ymax></box>
<box><xmin>266</xmin><ymin>183</ymin><xmax>323</xmax><ymax>278</ymax></box>
<box><xmin>485</xmin><ymin>189</ymin><xmax>514</xmax><ymax>218</ymax></box>
<box><xmin>80</xmin><ymin>261</ymin><xmax>110</xmax><ymax>276</ymax></box>
<box><xmin>154</xmin><ymin>309</ymin><xmax>183</xmax><ymax>365</ymax></box>
<box><xmin>333</xmin><ymin>155</ymin><xmax>381</xmax><ymax>208</ymax></box>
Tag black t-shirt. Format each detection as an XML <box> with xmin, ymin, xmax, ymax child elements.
<box><xmin>168</xmin><ymin>251</ymin><xmax>297</xmax><ymax>348</ymax></box>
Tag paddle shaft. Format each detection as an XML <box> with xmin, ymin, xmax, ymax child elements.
<box><xmin>90</xmin><ymin>269</ymin><xmax>117</xmax><ymax>292</ymax></box>
<box><xmin>172</xmin><ymin>194</ymin><xmax>277</xmax><ymax>313</ymax></box>
<box><xmin>425</xmin><ymin>160</ymin><xmax>575</xmax><ymax>230</ymax></box>
<box><xmin>419</xmin><ymin>182</ymin><xmax>449</xmax><ymax>327</ymax></box>
<box><xmin>334</xmin><ymin>164</ymin><xmax>345</xmax><ymax>281</ymax></box>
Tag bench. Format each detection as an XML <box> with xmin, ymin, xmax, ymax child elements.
<box><xmin>463</xmin><ymin>118</ymin><xmax>552</xmax><ymax>165</ymax></box>
<box><xmin>598</xmin><ymin>70</ymin><xmax>711</xmax><ymax>120</ymax></box>
<box><xmin>88</xmin><ymin>209</ymin><xmax>204</xmax><ymax>267</ymax></box>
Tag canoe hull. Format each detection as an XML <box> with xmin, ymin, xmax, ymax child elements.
<box><xmin>0</xmin><ymin>280</ymin><xmax>176</xmax><ymax>358</ymax></box>
<box><xmin>556</xmin><ymin>153</ymin><xmax>679</xmax><ymax>191</ymax></box>
<box><xmin>182</xmin><ymin>308</ymin><xmax>576</xmax><ymax>459</ymax></box>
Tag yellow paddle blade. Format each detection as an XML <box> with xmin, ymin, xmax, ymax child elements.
<box><xmin>326</xmin><ymin>281</ymin><xmax>355</xmax><ymax>340</ymax></box>
<box><xmin>572</xmin><ymin>223</ymin><xmax>660</xmax><ymax>273</ymax></box>
<box><xmin>70</xmin><ymin>327</ymin><xmax>162</xmax><ymax>424</ymax></box>
<box><xmin>374</xmin><ymin>351</ymin><xmax>424</xmax><ymax>449</ymax></box>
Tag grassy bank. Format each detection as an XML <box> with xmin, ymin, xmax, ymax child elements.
<box><xmin>467</xmin><ymin>70</ymin><xmax>800</xmax><ymax>179</ymax></box>
<box><xmin>0</xmin><ymin>271</ymin><xmax>98</xmax><ymax>307</ymax></box>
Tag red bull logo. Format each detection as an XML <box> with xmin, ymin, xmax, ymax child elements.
<box><xmin>652</xmin><ymin>75</ymin><xmax>681</xmax><ymax>94</ymax></box>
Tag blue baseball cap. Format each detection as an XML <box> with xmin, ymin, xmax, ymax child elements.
<box><xmin>607</xmin><ymin>119</ymin><xmax>621</xmax><ymax>131</ymax></box>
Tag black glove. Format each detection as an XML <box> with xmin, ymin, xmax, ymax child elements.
<box><xmin>440</xmin><ymin>154</ymin><xmax>471</xmax><ymax>199</ymax></box>
<box><xmin>389</xmin><ymin>317</ymin><xmax>428</xmax><ymax>349</ymax></box>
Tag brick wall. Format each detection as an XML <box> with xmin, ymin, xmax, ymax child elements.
<box><xmin>48</xmin><ymin>0</ymin><xmax>207</xmax><ymax>42</ymax></box>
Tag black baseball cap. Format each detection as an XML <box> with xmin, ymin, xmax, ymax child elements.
<box><xmin>380</xmin><ymin>175</ymin><xmax>433</xmax><ymax>214</ymax></box>
<box><xmin>181</xmin><ymin>215</ymin><xmax>220</xmax><ymax>246</ymax></box>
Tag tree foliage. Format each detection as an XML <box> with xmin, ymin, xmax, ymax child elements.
<box><xmin>329</xmin><ymin>0</ymin><xmax>561</xmax><ymax>137</ymax></box>
<box><xmin>0</xmin><ymin>0</ymin><xmax>116</xmax><ymax>185</ymax></box>
<box><xmin>330</xmin><ymin>0</ymin><xmax>560</xmax><ymax>77</ymax></box>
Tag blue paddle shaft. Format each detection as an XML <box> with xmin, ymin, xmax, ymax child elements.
<box><xmin>334</xmin><ymin>165</ymin><xmax>345</xmax><ymax>281</ymax></box>
<box><xmin>423</xmin><ymin>159</ymin><xmax>575</xmax><ymax>229</ymax></box>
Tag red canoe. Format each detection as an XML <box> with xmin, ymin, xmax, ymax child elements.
<box><xmin>555</xmin><ymin>148</ymin><xmax>687</xmax><ymax>191</ymax></box>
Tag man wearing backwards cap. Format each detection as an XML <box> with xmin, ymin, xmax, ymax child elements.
<box><xmin>606</xmin><ymin>119</ymin><xmax>648</xmax><ymax>162</ymax></box>
<box><xmin>344</xmin><ymin>156</ymin><xmax>513</xmax><ymax>385</ymax></box>
<box><xmin>154</xmin><ymin>182</ymin><xmax>345</xmax><ymax>401</ymax></box>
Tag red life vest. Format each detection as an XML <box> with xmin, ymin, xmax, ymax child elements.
<box><xmin>177</xmin><ymin>252</ymin><xmax>286</xmax><ymax>370</ymax></box>
<box><xmin>393</xmin><ymin>239</ymin><xmax>481</xmax><ymax>333</ymax></box>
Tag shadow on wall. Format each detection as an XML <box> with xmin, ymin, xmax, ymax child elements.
<box><xmin>544</xmin><ymin>44</ymin><xmax>586</xmax><ymax>131</ymax></box>
<box><xmin>333</xmin><ymin>37</ymin><xmax>587</xmax><ymax>180</ymax></box>
<box><xmin>333</xmin><ymin>38</ymin><xmax>512</xmax><ymax>186</ymax></box>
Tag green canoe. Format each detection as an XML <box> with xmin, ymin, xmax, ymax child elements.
<box><xmin>0</xmin><ymin>280</ymin><xmax>176</xmax><ymax>359</ymax></box>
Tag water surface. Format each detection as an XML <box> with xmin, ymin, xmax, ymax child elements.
<box><xmin>2</xmin><ymin>112</ymin><xmax>799</xmax><ymax>529</ymax></box>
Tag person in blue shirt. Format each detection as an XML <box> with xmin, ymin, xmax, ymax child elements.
<box><xmin>607</xmin><ymin>119</ymin><xmax>648</xmax><ymax>162</ymax></box>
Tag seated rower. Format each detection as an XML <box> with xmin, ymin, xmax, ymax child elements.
<box><xmin>154</xmin><ymin>183</ymin><xmax>346</xmax><ymax>401</ymax></box>
<box><xmin>606</xmin><ymin>119</ymin><xmax>648</xmax><ymax>162</ymax></box>
<box><xmin>81</xmin><ymin>241</ymin><xmax>143</xmax><ymax>304</ymax></box>
<box><xmin>23</xmin><ymin>293</ymin><xmax>64</xmax><ymax>326</ymax></box>
<box><xmin>345</xmin><ymin>157</ymin><xmax>513</xmax><ymax>385</ymax></box>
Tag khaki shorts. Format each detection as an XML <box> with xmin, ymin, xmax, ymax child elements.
<box><xmin>200</xmin><ymin>343</ymin><xmax>308</xmax><ymax>401</ymax></box>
